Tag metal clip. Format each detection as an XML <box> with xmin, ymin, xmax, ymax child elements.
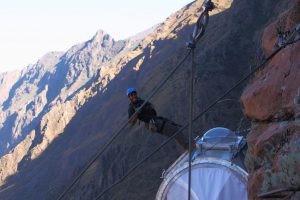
<box><xmin>276</xmin><ymin>23</ymin><xmax>300</xmax><ymax>48</ymax></box>
<box><xmin>187</xmin><ymin>0</ymin><xmax>215</xmax><ymax>49</ymax></box>
<box><xmin>204</xmin><ymin>0</ymin><xmax>215</xmax><ymax>11</ymax></box>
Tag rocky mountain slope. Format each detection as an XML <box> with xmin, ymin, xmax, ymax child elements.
<box><xmin>0</xmin><ymin>30</ymin><xmax>145</xmax><ymax>186</ymax></box>
<box><xmin>0</xmin><ymin>0</ymin><xmax>298</xmax><ymax>199</ymax></box>
<box><xmin>0</xmin><ymin>30</ymin><xmax>133</xmax><ymax>157</ymax></box>
<box><xmin>242</xmin><ymin>1</ymin><xmax>300</xmax><ymax>199</ymax></box>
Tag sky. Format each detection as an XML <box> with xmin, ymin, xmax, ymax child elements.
<box><xmin>0</xmin><ymin>0</ymin><xmax>193</xmax><ymax>73</ymax></box>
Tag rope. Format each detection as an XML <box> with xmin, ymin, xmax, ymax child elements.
<box><xmin>56</xmin><ymin>50</ymin><xmax>191</xmax><ymax>200</ymax></box>
<box><xmin>93</xmin><ymin>36</ymin><xmax>299</xmax><ymax>200</ymax></box>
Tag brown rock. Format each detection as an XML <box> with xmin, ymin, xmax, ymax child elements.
<box><xmin>261</xmin><ymin>21</ymin><xmax>278</xmax><ymax>57</ymax></box>
<box><xmin>247</xmin><ymin>121</ymin><xmax>299</xmax><ymax>157</ymax></box>
<box><xmin>248</xmin><ymin>168</ymin><xmax>264</xmax><ymax>200</ymax></box>
<box><xmin>262</xmin><ymin>0</ymin><xmax>300</xmax><ymax>56</ymax></box>
<box><xmin>241</xmin><ymin>43</ymin><xmax>300</xmax><ymax>121</ymax></box>
<box><xmin>243</xmin><ymin>2</ymin><xmax>300</xmax><ymax>193</ymax></box>
<box><xmin>247</xmin><ymin>123</ymin><xmax>300</xmax><ymax>199</ymax></box>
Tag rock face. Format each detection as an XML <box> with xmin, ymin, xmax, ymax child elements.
<box><xmin>0</xmin><ymin>0</ymin><xmax>298</xmax><ymax>199</ymax></box>
<box><xmin>0</xmin><ymin>70</ymin><xmax>21</xmax><ymax>106</ymax></box>
<box><xmin>241</xmin><ymin>0</ymin><xmax>300</xmax><ymax>199</ymax></box>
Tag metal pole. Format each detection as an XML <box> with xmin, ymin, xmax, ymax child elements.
<box><xmin>186</xmin><ymin>2</ymin><xmax>214</xmax><ymax>199</ymax></box>
<box><xmin>188</xmin><ymin>47</ymin><xmax>195</xmax><ymax>200</ymax></box>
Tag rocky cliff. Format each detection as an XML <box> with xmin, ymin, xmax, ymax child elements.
<box><xmin>0</xmin><ymin>0</ymin><xmax>298</xmax><ymax>199</ymax></box>
<box><xmin>242</xmin><ymin>0</ymin><xmax>300</xmax><ymax>199</ymax></box>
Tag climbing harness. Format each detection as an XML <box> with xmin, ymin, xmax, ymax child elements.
<box><xmin>149</xmin><ymin>119</ymin><xmax>158</xmax><ymax>132</ymax></box>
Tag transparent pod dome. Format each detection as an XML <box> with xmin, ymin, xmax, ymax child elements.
<box><xmin>156</xmin><ymin>127</ymin><xmax>248</xmax><ymax>200</ymax></box>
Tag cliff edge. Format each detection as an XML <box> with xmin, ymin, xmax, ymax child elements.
<box><xmin>241</xmin><ymin>0</ymin><xmax>300</xmax><ymax>199</ymax></box>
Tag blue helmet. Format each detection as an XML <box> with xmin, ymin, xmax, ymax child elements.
<box><xmin>127</xmin><ymin>87</ymin><xmax>137</xmax><ymax>96</ymax></box>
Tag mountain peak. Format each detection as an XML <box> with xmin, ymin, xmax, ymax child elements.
<box><xmin>95</xmin><ymin>29</ymin><xmax>106</xmax><ymax>36</ymax></box>
<box><xmin>92</xmin><ymin>30</ymin><xmax>113</xmax><ymax>43</ymax></box>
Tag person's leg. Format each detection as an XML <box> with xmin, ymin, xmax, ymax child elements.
<box><xmin>154</xmin><ymin>117</ymin><xmax>191</xmax><ymax>150</ymax></box>
<box><xmin>163</xmin><ymin>121</ymin><xmax>190</xmax><ymax>150</ymax></box>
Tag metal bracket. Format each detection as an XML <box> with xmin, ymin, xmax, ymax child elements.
<box><xmin>276</xmin><ymin>23</ymin><xmax>300</xmax><ymax>48</ymax></box>
<box><xmin>187</xmin><ymin>0</ymin><xmax>215</xmax><ymax>49</ymax></box>
<box><xmin>160</xmin><ymin>169</ymin><xmax>166</xmax><ymax>179</ymax></box>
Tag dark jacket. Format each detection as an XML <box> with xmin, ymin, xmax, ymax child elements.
<box><xmin>128</xmin><ymin>98</ymin><xmax>157</xmax><ymax>123</ymax></box>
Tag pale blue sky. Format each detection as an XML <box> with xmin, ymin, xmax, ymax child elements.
<box><xmin>0</xmin><ymin>0</ymin><xmax>193</xmax><ymax>73</ymax></box>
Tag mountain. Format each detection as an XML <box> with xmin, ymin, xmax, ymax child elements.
<box><xmin>0</xmin><ymin>30</ymin><xmax>139</xmax><ymax>157</ymax></box>
<box><xmin>0</xmin><ymin>0</ymin><xmax>298</xmax><ymax>199</ymax></box>
<box><xmin>0</xmin><ymin>29</ymin><xmax>147</xmax><ymax>188</ymax></box>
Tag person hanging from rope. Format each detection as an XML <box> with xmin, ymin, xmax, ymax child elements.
<box><xmin>127</xmin><ymin>87</ymin><xmax>195</xmax><ymax>150</ymax></box>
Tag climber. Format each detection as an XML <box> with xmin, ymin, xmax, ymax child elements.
<box><xmin>127</xmin><ymin>87</ymin><xmax>195</xmax><ymax>150</ymax></box>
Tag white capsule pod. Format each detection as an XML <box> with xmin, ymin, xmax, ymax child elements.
<box><xmin>156</xmin><ymin>127</ymin><xmax>248</xmax><ymax>200</ymax></box>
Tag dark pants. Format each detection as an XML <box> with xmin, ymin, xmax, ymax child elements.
<box><xmin>150</xmin><ymin>117</ymin><xmax>189</xmax><ymax>150</ymax></box>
